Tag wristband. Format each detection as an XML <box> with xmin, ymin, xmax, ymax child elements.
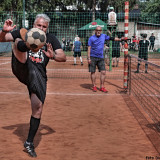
<box><xmin>2</xmin><ymin>29</ymin><xmax>9</xmax><ymax>33</ymax></box>
<box><xmin>110</xmin><ymin>37</ymin><xmax>115</xmax><ymax>41</ymax></box>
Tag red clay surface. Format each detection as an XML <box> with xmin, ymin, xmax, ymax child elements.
<box><xmin>0</xmin><ymin>76</ymin><xmax>159</xmax><ymax>160</ymax></box>
<box><xmin>0</xmin><ymin>56</ymin><xmax>160</xmax><ymax>160</ymax></box>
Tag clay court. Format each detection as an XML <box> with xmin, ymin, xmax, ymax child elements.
<box><xmin>0</xmin><ymin>56</ymin><xmax>160</xmax><ymax>160</ymax></box>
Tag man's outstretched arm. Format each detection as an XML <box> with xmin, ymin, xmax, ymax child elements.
<box><xmin>0</xmin><ymin>19</ymin><xmax>16</xmax><ymax>42</ymax></box>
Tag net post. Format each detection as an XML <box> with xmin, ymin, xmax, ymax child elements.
<box><xmin>109</xmin><ymin>27</ymin><xmax>113</xmax><ymax>71</ymax></box>
<box><xmin>124</xmin><ymin>1</ymin><xmax>129</xmax><ymax>90</ymax></box>
<box><xmin>128</xmin><ymin>55</ymin><xmax>131</xmax><ymax>95</ymax></box>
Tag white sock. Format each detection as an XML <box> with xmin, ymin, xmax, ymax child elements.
<box><xmin>80</xmin><ymin>56</ymin><xmax>83</xmax><ymax>63</ymax></box>
<box><xmin>74</xmin><ymin>58</ymin><xmax>76</xmax><ymax>64</ymax></box>
<box><xmin>117</xmin><ymin>58</ymin><xmax>119</xmax><ymax>62</ymax></box>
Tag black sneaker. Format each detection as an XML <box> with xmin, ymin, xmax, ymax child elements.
<box><xmin>24</xmin><ymin>141</ymin><xmax>37</xmax><ymax>157</ymax></box>
<box><xmin>81</xmin><ymin>62</ymin><xmax>83</xmax><ymax>66</ymax></box>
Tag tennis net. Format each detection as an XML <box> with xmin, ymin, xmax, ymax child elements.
<box><xmin>128</xmin><ymin>54</ymin><xmax>160</xmax><ymax>127</ymax></box>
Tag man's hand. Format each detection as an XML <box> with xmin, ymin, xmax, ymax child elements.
<box><xmin>3</xmin><ymin>19</ymin><xmax>16</xmax><ymax>32</ymax></box>
<box><xmin>87</xmin><ymin>58</ymin><xmax>91</xmax><ymax>64</ymax></box>
<box><xmin>42</xmin><ymin>43</ymin><xmax>56</xmax><ymax>59</ymax></box>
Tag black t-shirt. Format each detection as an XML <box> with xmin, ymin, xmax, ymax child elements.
<box><xmin>149</xmin><ymin>36</ymin><xmax>155</xmax><ymax>43</ymax></box>
<box><xmin>11</xmin><ymin>29</ymin><xmax>62</xmax><ymax>78</ymax></box>
<box><xmin>139</xmin><ymin>40</ymin><xmax>149</xmax><ymax>55</ymax></box>
<box><xmin>112</xmin><ymin>41</ymin><xmax>120</xmax><ymax>51</ymax></box>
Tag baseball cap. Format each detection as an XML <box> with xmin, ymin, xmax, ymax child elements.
<box><xmin>110</xmin><ymin>7</ymin><xmax>114</xmax><ymax>10</ymax></box>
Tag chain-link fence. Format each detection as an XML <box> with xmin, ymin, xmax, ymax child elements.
<box><xmin>0</xmin><ymin>11</ymin><xmax>160</xmax><ymax>53</ymax></box>
<box><xmin>0</xmin><ymin>11</ymin><xmax>160</xmax><ymax>79</ymax></box>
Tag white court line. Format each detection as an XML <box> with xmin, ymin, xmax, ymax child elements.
<box><xmin>0</xmin><ymin>91</ymin><xmax>159</xmax><ymax>97</ymax></box>
<box><xmin>47</xmin><ymin>92</ymin><xmax>123</xmax><ymax>96</ymax></box>
<box><xmin>145</xmin><ymin>94</ymin><xmax>160</xmax><ymax>98</ymax></box>
<box><xmin>0</xmin><ymin>58</ymin><xmax>11</xmax><ymax>60</ymax></box>
<box><xmin>0</xmin><ymin>68</ymin><xmax>11</xmax><ymax>71</ymax></box>
<box><xmin>0</xmin><ymin>68</ymin><xmax>124</xmax><ymax>72</ymax></box>
<box><xmin>47</xmin><ymin>68</ymin><xmax>124</xmax><ymax>72</ymax></box>
<box><xmin>47</xmin><ymin>68</ymin><xmax>88</xmax><ymax>71</ymax></box>
<box><xmin>0</xmin><ymin>62</ymin><xmax>11</xmax><ymax>65</ymax></box>
<box><xmin>0</xmin><ymin>91</ymin><xmax>124</xmax><ymax>96</ymax></box>
<box><xmin>1</xmin><ymin>58</ymin><xmax>159</xmax><ymax>63</ymax></box>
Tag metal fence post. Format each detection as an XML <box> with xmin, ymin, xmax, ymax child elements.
<box><xmin>124</xmin><ymin>1</ymin><xmax>129</xmax><ymax>90</ymax></box>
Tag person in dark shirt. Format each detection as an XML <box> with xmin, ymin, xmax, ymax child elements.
<box><xmin>149</xmin><ymin>33</ymin><xmax>155</xmax><ymax>51</ymax></box>
<box><xmin>135</xmin><ymin>34</ymin><xmax>149</xmax><ymax>73</ymax></box>
<box><xmin>112</xmin><ymin>35</ymin><xmax>122</xmax><ymax>67</ymax></box>
<box><xmin>0</xmin><ymin>14</ymin><xmax>66</xmax><ymax>157</ymax></box>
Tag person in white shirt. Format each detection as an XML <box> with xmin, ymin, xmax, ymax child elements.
<box><xmin>108</xmin><ymin>7</ymin><xmax>117</xmax><ymax>35</ymax></box>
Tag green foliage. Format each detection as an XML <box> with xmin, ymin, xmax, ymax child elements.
<box><xmin>99</xmin><ymin>0</ymin><xmax>137</xmax><ymax>13</ymax></box>
<box><xmin>140</xmin><ymin>0</ymin><xmax>160</xmax><ymax>14</ymax></box>
<box><xmin>0</xmin><ymin>0</ymin><xmax>137</xmax><ymax>12</ymax></box>
<box><xmin>0</xmin><ymin>0</ymin><xmax>159</xmax><ymax>16</ymax></box>
<box><xmin>140</xmin><ymin>12</ymin><xmax>160</xmax><ymax>24</ymax></box>
<box><xmin>0</xmin><ymin>0</ymin><xmax>22</xmax><ymax>11</ymax></box>
<box><xmin>138</xmin><ymin>0</ymin><xmax>160</xmax><ymax>24</ymax></box>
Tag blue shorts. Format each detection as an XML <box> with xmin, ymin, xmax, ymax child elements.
<box><xmin>88</xmin><ymin>57</ymin><xmax>106</xmax><ymax>72</ymax></box>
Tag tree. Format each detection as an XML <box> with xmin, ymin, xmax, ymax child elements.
<box><xmin>77</xmin><ymin>0</ymin><xmax>137</xmax><ymax>12</ymax></box>
<box><xmin>0</xmin><ymin>0</ymin><xmax>159</xmax><ymax>14</ymax></box>
<box><xmin>138</xmin><ymin>0</ymin><xmax>160</xmax><ymax>24</ymax></box>
<box><xmin>140</xmin><ymin>0</ymin><xmax>160</xmax><ymax>14</ymax></box>
<box><xmin>0</xmin><ymin>0</ymin><xmax>22</xmax><ymax>12</ymax></box>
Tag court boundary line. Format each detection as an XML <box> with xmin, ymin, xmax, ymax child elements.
<box><xmin>0</xmin><ymin>91</ymin><xmax>158</xmax><ymax>97</ymax></box>
<box><xmin>0</xmin><ymin>62</ymin><xmax>11</xmax><ymax>65</ymax></box>
<box><xmin>0</xmin><ymin>91</ymin><xmax>126</xmax><ymax>96</ymax></box>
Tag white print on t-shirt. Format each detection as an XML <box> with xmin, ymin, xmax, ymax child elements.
<box><xmin>29</xmin><ymin>49</ymin><xmax>44</xmax><ymax>63</ymax></box>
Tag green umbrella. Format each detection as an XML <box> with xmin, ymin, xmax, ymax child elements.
<box><xmin>78</xmin><ymin>18</ymin><xmax>107</xmax><ymax>30</ymax></box>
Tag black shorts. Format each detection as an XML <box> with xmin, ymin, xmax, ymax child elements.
<box><xmin>73</xmin><ymin>51</ymin><xmax>81</xmax><ymax>57</ymax></box>
<box><xmin>112</xmin><ymin>50</ymin><xmax>120</xmax><ymax>58</ymax></box>
<box><xmin>108</xmin><ymin>25</ymin><xmax>117</xmax><ymax>32</ymax></box>
<box><xmin>88</xmin><ymin>57</ymin><xmax>106</xmax><ymax>72</ymax></box>
<box><xmin>11</xmin><ymin>52</ymin><xmax>47</xmax><ymax>104</ymax></box>
<box><xmin>138</xmin><ymin>53</ymin><xmax>148</xmax><ymax>61</ymax></box>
